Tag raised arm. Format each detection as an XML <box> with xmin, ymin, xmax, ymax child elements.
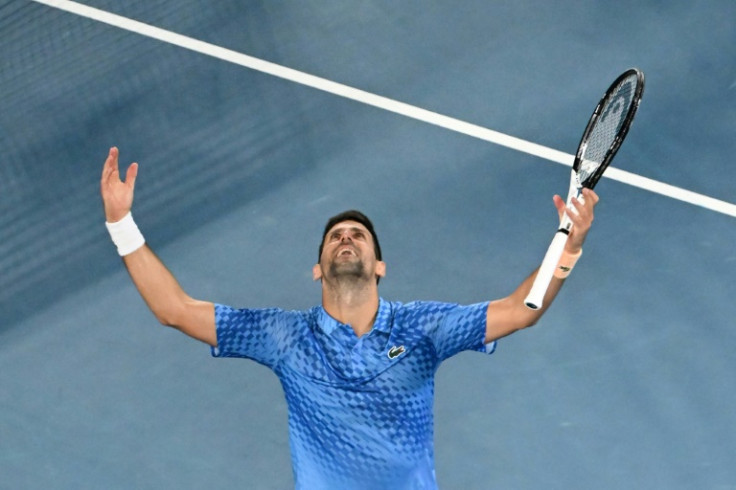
<box><xmin>101</xmin><ymin>147</ymin><xmax>216</xmax><ymax>346</ymax></box>
<box><xmin>484</xmin><ymin>188</ymin><xmax>599</xmax><ymax>343</ymax></box>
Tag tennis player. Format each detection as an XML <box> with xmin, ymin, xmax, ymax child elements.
<box><xmin>101</xmin><ymin>146</ymin><xmax>598</xmax><ymax>489</ymax></box>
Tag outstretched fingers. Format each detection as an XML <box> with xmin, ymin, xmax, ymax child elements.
<box><xmin>101</xmin><ymin>147</ymin><xmax>120</xmax><ymax>187</ymax></box>
<box><xmin>100</xmin><ymin>147</ymin><xmax>138</xmax><ymax>223</ymax></box>
<box><xmin>124</xmin><ymin>161</ymin><xmax>139</xmax><ymax>190</ymax></box>
<box><xmin>101</xmin><ymin>147</ymin><xmax>138</xmax><ymax>190</ymax></box>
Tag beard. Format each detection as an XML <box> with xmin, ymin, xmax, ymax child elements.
<box><xmin>328</xmin><ymin>257</ymin><xmax>370</xmax><ymax>283</ymax></box>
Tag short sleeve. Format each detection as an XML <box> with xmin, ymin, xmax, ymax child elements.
<box><xmin>210</xmin><ymin>304</ymin><xmax>287</xmax><ymax>368</ymax></box>
<box><xmin>428</xmin><ymin>301</ymin><xmax>495</xmax><ymax>361</ymax></box>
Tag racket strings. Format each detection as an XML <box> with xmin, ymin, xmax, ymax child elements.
<box><xmin>580</xmin><ymin>74</ymin><xmax>639</xmax><ymax>176</ymax></box>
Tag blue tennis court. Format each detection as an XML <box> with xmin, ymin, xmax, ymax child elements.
<box><xmin>2</xmin><ymin>1</ymin><xmax>735</xmax><ymax>488</ymax></box>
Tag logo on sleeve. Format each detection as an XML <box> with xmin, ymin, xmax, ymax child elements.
<box><xmin>387</xmin><ymin>345</ymin><xmax>406</xmax><ymax>360</ymax></box>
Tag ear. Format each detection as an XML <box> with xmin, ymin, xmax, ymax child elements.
<box><xmin>375</xmin><ymin>260</ymin><xmax>386</xmax><ymax>278</ymax></box>
<box><xmin>312</xmin><ymin>263</ymin><xmax>323</xmax><ymax>281</ymax></box>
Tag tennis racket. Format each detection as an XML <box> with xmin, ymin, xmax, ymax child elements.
<box><xmin>524</xmin><ymin>68</ymin><xmax>645</xmax><ymax>310</ymax></box>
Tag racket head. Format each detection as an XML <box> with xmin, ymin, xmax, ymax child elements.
<box><xmin>573</xmin><ymin>68</ymin><xmax>645</xmax><ymax>189</ymax></box>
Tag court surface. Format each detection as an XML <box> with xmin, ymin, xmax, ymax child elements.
<box><xmin>1</xmin><ymin>1</ymin><xmax>735</xmax><ymax>488</ymax></box>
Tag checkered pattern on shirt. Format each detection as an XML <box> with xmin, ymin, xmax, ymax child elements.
<box><xmin>212</xmin><ymin>299</ymin><xmax>494</xmax><ymax>490</ymax></box>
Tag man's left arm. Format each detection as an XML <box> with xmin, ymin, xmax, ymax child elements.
<box><xmin>485</xmin><ymin>188</ymin><xmax>599</xmax><ymax>343</ymax></box>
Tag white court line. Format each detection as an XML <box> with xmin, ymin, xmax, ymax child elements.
<box><xmin>34</xmin><ymin>0</ymin><xmax>736</xmax><ymax>218</ymax></box>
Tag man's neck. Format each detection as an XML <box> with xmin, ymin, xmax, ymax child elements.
<box><xmin>321</xmin><ymin>282</ymin><xmax>379</xmax><ymax>337</ymax></box>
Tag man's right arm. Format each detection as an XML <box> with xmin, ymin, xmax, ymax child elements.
<box><xmin>101</xmin><ymin>147</ymin><xmax>216</xmax><ymax>346</ymax></box>
<box><xmin>122</xmin><ymin>245</ymin><xmax>216</xmax><ymax>346</ymax></box>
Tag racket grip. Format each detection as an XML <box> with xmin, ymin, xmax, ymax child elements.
<box><xmin>524</xmin><ymin>230</ymin><xmax>569</xmax><ymax>310</ymax></box>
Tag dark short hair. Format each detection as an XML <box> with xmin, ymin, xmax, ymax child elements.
<box><xmin>318</xmin><ymin>210</ymin><xmax>382</xmax><ymax>262</ymax></box>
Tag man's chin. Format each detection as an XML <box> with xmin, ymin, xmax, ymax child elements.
<box><xmin>329</xmin><ymin>262</ymin><xmax>369</xmax><ymax>280</ymax></box>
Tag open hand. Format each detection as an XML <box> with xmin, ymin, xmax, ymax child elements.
<box><xmin>100</xmin><ymin>147</ymin><xmax>138</xmax><ymax>223</ymax></box>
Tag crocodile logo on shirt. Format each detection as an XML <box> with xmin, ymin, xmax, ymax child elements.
<box><xmin>387</xmin><ymin>345</ymin><xmax>406</xmax><ymax>360</ymax></box>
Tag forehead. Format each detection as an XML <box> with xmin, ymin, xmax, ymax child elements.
<box><xmin>325</xmin><ymin>220</ymin><xmax>371</xmax><ymax>236</ymax></box>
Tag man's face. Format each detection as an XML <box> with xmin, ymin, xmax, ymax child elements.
<box><xmin>313</xmin><ymin>220</ymin><xmax>385</xmax><ymax>283</ymax></box>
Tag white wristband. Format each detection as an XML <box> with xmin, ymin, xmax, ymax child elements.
<box><xmin>105</xmin><ymin>211</ymin><xmax>145</xmax><ymax>256</ymax></box>
<box><xmin>553</xmin><ymin>249</ymin><xmax>582</xmax><ymax>279</ymax></box>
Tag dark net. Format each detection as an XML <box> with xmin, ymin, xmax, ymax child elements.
<box><xmin>0</xmin><ymin>1</ymin><xmax>324</xmax><ymax>330</ymax></box>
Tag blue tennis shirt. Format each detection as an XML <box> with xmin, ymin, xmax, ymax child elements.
<box><xmin>212</xmin><ymin>298</ymin><xmax>495</xmax><ymax>489</ymax></box>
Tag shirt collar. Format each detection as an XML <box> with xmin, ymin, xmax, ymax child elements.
<box><xmin>317</xmin><ymin>297</ymin><xmax>391</xmax><ymax>335</ymax></box>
